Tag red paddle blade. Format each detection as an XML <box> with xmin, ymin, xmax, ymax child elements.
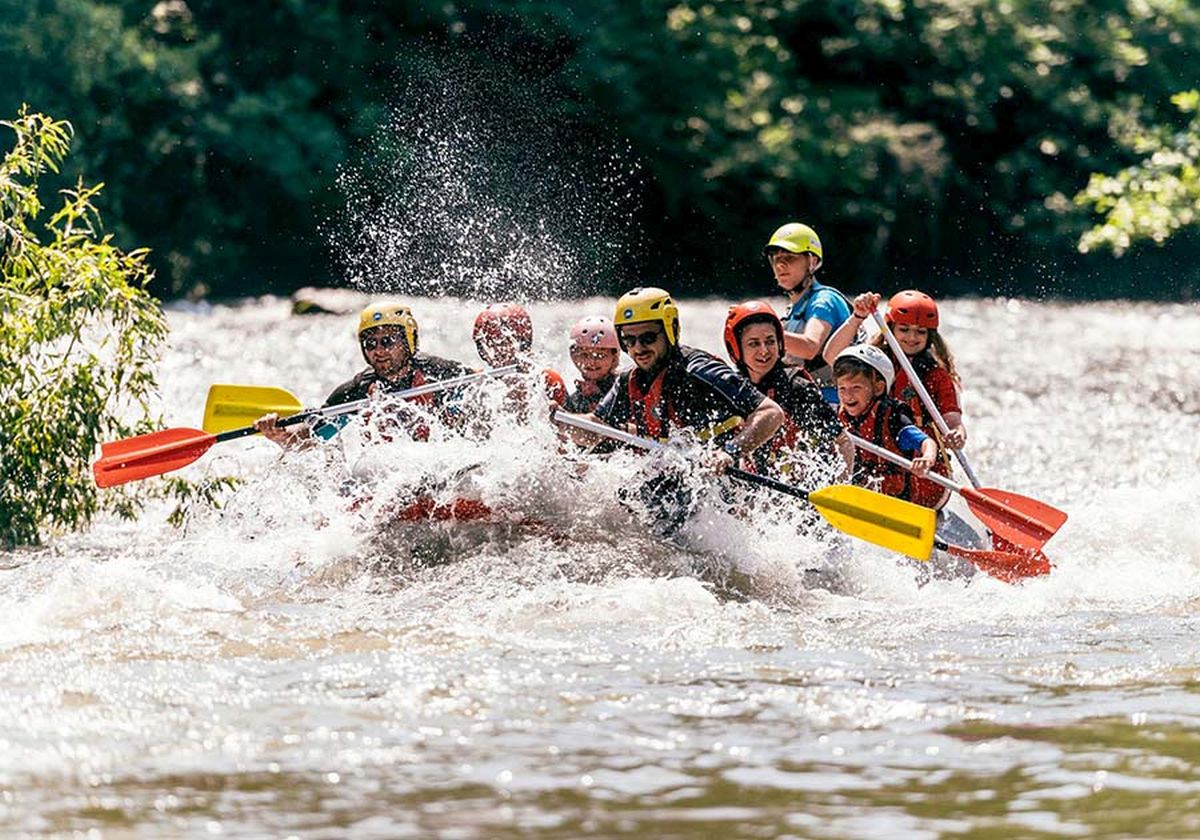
<box><xmin>940</xmin><ymin>540</ymin><xmax>1053</xmax><ymax>584</ymax></box>
<box><xmin>960</xmin><ymin>486</ymin><xmax>1067</xmax><ymax>550</ymax></box>
<box><xmin>93</xmin><ymin>427</ymin><xmax>216</xmax><ymax>488</ymax></box>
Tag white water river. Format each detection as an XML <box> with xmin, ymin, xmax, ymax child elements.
<box><xmin>2</xmin><ymin>295</ymin><xmax>1199</xmax><ymax>838</ymax></box>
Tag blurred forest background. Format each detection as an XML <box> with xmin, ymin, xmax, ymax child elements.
<box><xmin>2</xmin><ymin>0</ymin><xmax>1198</xmax><ymax>301</ymax></box>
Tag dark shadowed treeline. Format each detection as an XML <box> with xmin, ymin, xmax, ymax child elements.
<box><xmin>2</xmin><ymin>1</ymin><xmax>1197</xmax><ymax>300</ymax></box>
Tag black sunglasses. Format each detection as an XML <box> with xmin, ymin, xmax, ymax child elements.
<box><xmin>619</xmin><ymin>329</ymin><xmax>664</xmax><ymax>349</ymax></box>
<box><xmin>361</xmin><ymin>335</ymin><xmax>400</xmax><ymax>351</ymax></box>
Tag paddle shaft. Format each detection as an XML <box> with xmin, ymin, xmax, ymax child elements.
<box><xmin>848</xmin><ymin>433</ymin><xmax>961</xmax><ymax>495</ymax></box>
<box><xmin>553</xmin><ymin>409</ymin><xmax>937</xmax><ymax>560</ymax></box>
<box><xmin>871</xmin><ymin>311</ymin><xmax>982</xmax><ymax>488</ymax></box>
<box><xmin>846</xmin><ymin>431</ymin><xmax>1062</xmax><ymax>544</ymax></box>
<box><xmin>217</xmin><ymin>365</ymin><xmax>521</xmax><ymax>441</ymax></box>
<box><xmin>94</xmin><ymin>365</ymin><xmax>522</xmax><ymax>488</ymax></box>
<box><xmin>551</xmin><ymin>410</ymin><xmax>810</xmax><ymax>500</ymax></box>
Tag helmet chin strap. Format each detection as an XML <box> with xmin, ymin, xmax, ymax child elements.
<box><xmin>784</xmin><ymin>270</ymin><xmax>815</xmax><ymax>302</ymax></box>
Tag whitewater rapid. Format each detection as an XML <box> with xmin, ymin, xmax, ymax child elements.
<box><xmin>1</xmin><ymin>295</ymin><xmax>1198</xmax><ymax>837</ymax></box>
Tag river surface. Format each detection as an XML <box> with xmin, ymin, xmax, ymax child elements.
<box><xmin>2</xmin><ymin>295</ymin><xmax>1198</xmax><ymax>838</ymax></box>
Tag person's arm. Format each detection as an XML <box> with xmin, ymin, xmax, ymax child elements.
<box><xmin>942</xmin><ymin>411</ymin><xmax>966</xmax><ymax>449</ymax></box>
<box><xmin>833</xmin><ymin>430</ymin><xmax>855</xmax><ymax>480</ymax></box>
<box><xmin>711</xmin><ymin>398</ymin><xmax>784</xmax><ymax>472</ymax></box>
<box><xmin>896</xmin><ymin>425</ymin><xmax>936</xmax><ymax>475</ymax></box>
<box><xmin>783</xmin><ymin>317</ymin><xmax>832</xmax><ymax>361</ymax></box>
<box><xmin>925</xmin><ymin>367</ymin><xmax>966</xmax><ymax>448</ymax></box>
<box><xmin>822</xmin><ymin>292</ymin><xmax>881</xmax><ymax>366</ymax></box>
<box><xmin>556</xmin><ymin>375</ymin><xmax>626</xmax><ymax>447</ymax></box>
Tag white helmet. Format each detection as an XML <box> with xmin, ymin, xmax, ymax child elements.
<box><xmin>835</xmin><ymin>344</ymin><xmax>895</xmax><ymax>391</ymax></box>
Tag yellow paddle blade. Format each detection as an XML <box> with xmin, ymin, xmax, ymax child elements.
<box><xmin>809</xmin><ymin>484</ymin><xmax>936</xmax><ymax>561</ymax></box>
<box><xmin>202</xmin><ymin>384</ymin><xmax>303</xmax><ymax>433</ymax></box>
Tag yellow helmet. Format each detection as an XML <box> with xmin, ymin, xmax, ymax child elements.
<box><xmin>614</xmin><ymin>287</ymin><xmax>680</xmax><ymax>346</ymax></box>
<box><xmin>763</xmin><ymin>222</ymin><xmax>823</xmax><ymax>264</ymax></box>
<box><xmin>357</xmin><ymin>302</ymin><xmax>419</xmax><ymax>353</ymax></box>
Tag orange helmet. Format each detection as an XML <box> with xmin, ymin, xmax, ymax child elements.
<box><xmin>473</xmin><ymin>302</ymin><xmax>534</xmax><ymax>352</ymax></box>
<box><xmin>723</xmin><ymin>300</ymin><xmax>783</xmax><ymax>367</ymax></box>
<box><xmin>885</xmin><ymin>290</ymin><xmax>939</xmax><ymax>329</ymax></box>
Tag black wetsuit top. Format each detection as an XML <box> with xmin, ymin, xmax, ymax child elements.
<box><xmin>594</xmin><ymin>345</ymin><xmax>764</xmax><ymax>439</ymax></box>
<box><xmin>312</xmin><ymin>353</ymin><xmax>472</xmax><ymax>439</ymax></box>
<box><xmin>743</xmin><ymin>363</ymin><xmax>843</xmax><ymax>477</ymax></box>
<box><xmin>323</xmin><ymin>353</ymin><xmax>472</xmax><ymax>407</ymax></box>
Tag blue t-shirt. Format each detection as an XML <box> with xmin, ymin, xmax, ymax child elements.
<box><xmin>781</xmin><ymin>280</ymin><xmax>852</xmax><ymax>336</ymax></box>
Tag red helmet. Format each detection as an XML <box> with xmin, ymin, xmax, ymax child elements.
<box><xmin>723</xmin><ymin>301</ymin><xmax>784</xmax><ymax>366</ymax></box>
<box><xmin>885</xmin><ymin>290</ymin><xmax>939</xmax><ymax>329</ymax></box>
<box><xmin>473</xmin><ymin>303</ymin><xmax>534</xmax><ymax>352</ymax></box>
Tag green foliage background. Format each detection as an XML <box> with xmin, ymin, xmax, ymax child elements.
<box><xmin>0</xmin><ymin>109</ymin><xmax>166</xmax><ymax>547</ymax></box>
<box><xmin>2</xmin><ymin>0</ymin><xmax>1198</xmax><ymax>301</ymax></box>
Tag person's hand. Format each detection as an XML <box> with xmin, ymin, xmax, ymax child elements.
<box><xmin>910</xmin><ymin>453</ymin><xmax>934</xmax><ymax>476</ymax></box>
<box><xmin>701</xmin><ymin>448</ymin><xmax>735</xmax><ymax>474</ymax></box>
<box><xmin>852</xmin><ymin>292</ymin><xmax>881</xmax><ymax>318</ymax></box>
<box><xmin>253</xmin><ymin>412</ymin><xmax>288</xmax><ymax>445</ymax></box>
<box><xmin>943</xmin><ymin>425</ymin><xmax>967</xmax><ymax>449</ymax></box>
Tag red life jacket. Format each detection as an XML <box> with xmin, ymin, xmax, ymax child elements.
<box><xmin>840</xmin><ymin>397</ymin><xmax>948</xmax><ymax>509</ymax></box>
<box><xmin>627</xmin><ymin>366</ymin><xmax>675</xmax><ymax>440</ymax></box>
<box><xmin>889</xmin><ymin>357</ymin><xmax>955</xmax><ymax>504</ymax></box>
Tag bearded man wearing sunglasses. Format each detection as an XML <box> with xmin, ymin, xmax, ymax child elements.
<box><xmin>568</xmin><ymin>287</ymin><xmax>783</xmax><ymax>476</ymax></box>
<box><xmin>255</xmin><ymin>302</ymin><xmax>471</xmax><ymax>447</ymax></box>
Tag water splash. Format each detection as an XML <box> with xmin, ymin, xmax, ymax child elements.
<box><xmin>327</xmin><ymin>48</ymin><xmax>643</xmax><ymax>300</ymax></box>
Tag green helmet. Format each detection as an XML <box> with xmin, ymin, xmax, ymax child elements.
<box><xmin>763</xmin><ymin>222</ymin><xmax>823</xmax><ymax>264</ymax></box>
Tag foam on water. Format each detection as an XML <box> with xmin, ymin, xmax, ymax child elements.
<box><xmin>2</xmin><ymin>304</ymin><xmax>1199</xmax><ymax>835</ymax></box>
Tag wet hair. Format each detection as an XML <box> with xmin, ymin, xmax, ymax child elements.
<box><xmin>870</xmin><ymin>328</ymin><xmax>960</xmax><ymax>385</ymax></box>
<box><xmin>833</xmin><ymin>356</ymin><xmax>884</xmax><ymax>387</ymax></box>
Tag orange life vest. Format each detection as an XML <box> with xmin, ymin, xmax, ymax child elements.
<box><xmin>840</xmin><ymin>397</ymin><xmax>948</xmax><ymax>509</ymax></box>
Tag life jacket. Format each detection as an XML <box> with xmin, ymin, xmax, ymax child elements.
<box><xmin>565</xmin><ymin>373</ymin><xmax>616</xmax><ymax>414</ymax></box>
<box><xmin>888</xmin><ymin>351</ymin><xmax>954</xmax><ymax>499</ymax></box>
<box><xmin>371</xmin><ymin>367</ymin><xmax>433</xmax><ymax>441</ymax></box>
<box><xmin>627</xmin><ymin>364</ymin><xmax>673</xmax><ymax>440</ymax></box>
<box><xmin>840</xmin><ymin>396</ymin><xmax>947</xmax><ymax>509</ymax></box>
<box><xmin>624</xmin><ymin>359</ymin><xmax>741</xmax><ymax>443</ymax></box>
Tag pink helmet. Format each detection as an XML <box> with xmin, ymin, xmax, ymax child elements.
<box><xmin>569</xmin><ymin>315</ymin><xmax>619</xmax><ymax>351</ymax></box>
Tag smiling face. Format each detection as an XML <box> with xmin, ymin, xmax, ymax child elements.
<box><xmin>570</xmin><ymin>346</ymin><xmax>619</xmax><ymax>382</ymax></box>
<box><xmin>836</xmin><ymin>370</ymin><xmax>885</xmax><ymax>417</ymax></box>
<box><xmin>767</xmin><ymin>249</ymin><xmax>818</xmax><ymax>294</ymax></box>
<box><xmin>618</xmin><ymin>322</ymin><xmax>670</xmax><ymax>373</ymax></box>
<box><xmin>359</xmin><ymin>325</ymin><xmax>412</xmax><ymax>380</ymax></box>
<box><xmin>893</xmin><ymin>323</ymin><xmax>930</xmax><ymax>356</ymax></box>
<box><xmin>738</xmin><ymin>322</ymin><xmax>781</xmax><ymax>383</ymax></box>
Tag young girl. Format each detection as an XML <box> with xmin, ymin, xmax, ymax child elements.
<box><xmin>563</xmin><ymin>316</ymin><xmax>620</xmax><ymax>413</ymax></box>
<box><xmin>722</xmin><ymin>301</ymin><xmax>854</xmax><ymax>480</ymax></box>
<box><xmin>824</xmin><ymin>290</ymin><xmax>966</xmax><ymax>449</ymax></box>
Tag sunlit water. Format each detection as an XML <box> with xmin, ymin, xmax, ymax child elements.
<box><xmin>2</xmin><ymin>295</ymin><xmax>1199</xmax><ymax>838</ymax></box>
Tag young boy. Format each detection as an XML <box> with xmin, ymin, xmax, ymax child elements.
<box><xmin>562</xmin><ymin>315</ymin><xmax>620</xmax><ymax>413</ymax></box>
<box><xmin>833</xmin><ymin>344</ymin><xmax>943</xmax><ymax>508</ymax></box>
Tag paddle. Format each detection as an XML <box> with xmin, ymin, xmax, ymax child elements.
<box><xmin>869</xmin><ymin>309</ymin><xmax>1064</xmax><ymax>569</ymax></box>
<box><xmin>552</xmin><ymin>410</ymin><xmax>937</xmax><ymax>561</ymax></box>
<box><xmin>93</xmin><ymin>366</ymin><xmax>519</xmax><ymax>488</ymax></box>
<box><xmin>847</xmin><ymin>432</ymin><xmax>1065</xmax><ymax>551</ymax></box>
<box><xmin>203</xmin><ymin>384</ymin><xmax>303</xmax><ymax>434</ymax></box>
<box><xmin>933</xmin><ymin>539</ymin><xmax>1051</xmax><ymax>583</ymax></box>
<box><xmin>871</xmin><ymin>310</ymin><xmax>981</xmax><ymax>484</ymax></box>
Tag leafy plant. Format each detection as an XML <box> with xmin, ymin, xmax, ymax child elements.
<box><xmin>1076</xmin><ymin>90</ymin><xmax>1200</xmax><ymax>256</ymax></box>
<box><xmin>0</xmin><ymin>108</ymin><xmax>167</xmax><ymax>547</ymax></box>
